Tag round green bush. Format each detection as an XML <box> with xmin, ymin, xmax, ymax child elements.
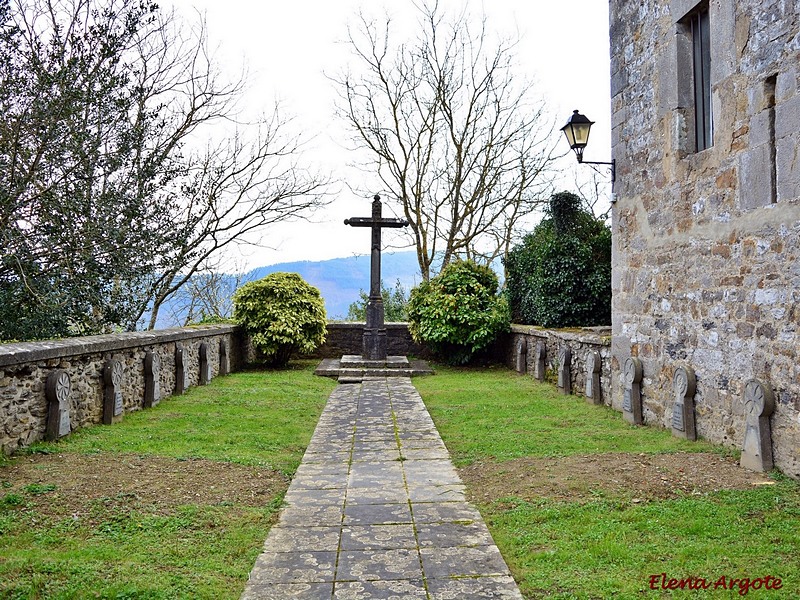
<box><xmin>504</xmin><ymin>191</ymin><xmax>611</xmax><ymax>328</ymax></box>
<box><xmin>407</xmin><ymin>260</ymin><xmax>509</xmax><ymax>365</ymax></box>
<box><xmin>232</xmin><ymin>272</ymin><xmax>327</xmax><ymax>367</ymax></box>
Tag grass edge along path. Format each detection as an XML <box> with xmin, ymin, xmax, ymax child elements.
<box><xmin>0</xmin><ymin>362</ymin><xmax>336</xmax><ymax>600</ymax></box>
<box><xmin>414</xmin><ymin>365</ymin><xmax>800</xmax><ymax>599</ymax></box>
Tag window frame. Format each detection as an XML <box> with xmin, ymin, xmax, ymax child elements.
<box><xmin>688</xmin><ymin>5</ymin><xmax>712</xmax><ymax>151</ymax></box>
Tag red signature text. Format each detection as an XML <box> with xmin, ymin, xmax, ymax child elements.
<box><xmin>649</xmin><ymin>573</ymin><xmax>783</xmax><ymax>596</ymax></box>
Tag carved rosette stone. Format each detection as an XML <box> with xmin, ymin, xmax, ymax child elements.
<box><xmin>534</xmin><ymin>341</ymin><xmax>546</xmax><ymax>382</ymax></box>
<box><xmin>740</xmin><ymin>379</ymin><xmax>775</xmax><ymax>472</ymax></box>
<box><xmin>46</xmin><ymin>370</ymin><xmax>71</xmax><ymax>440</ymax></box>
<box><xmin>585</xmin><ymin>351</ymin><xmax>602</xmax><ymax>405</ymax></box>
<box><xmin>144</xmin><ymin>351</ymin><xmax>161</xmax><ymax>408</ymax></box>
<box><xmin>219</xmin><ymin>339</ymin><xmax>230</xmax><ymax>376</ymax></box>
<box><xmin>671</xmin><ymin>366</ymin><xmax>697</xmax><ymax>440</ymax></box>
<box><xmin>103</xmin><ymin>358</ymin><xmax>124</xmax><ymax>425</ymax></box>
<box><xmin>622</xmin><ymin>356</ymin><xmax>643</xmax><ymax>425</ymax></box>
<box><xmin>515</xmin><ymin>337</ymin><xmax>528</xmax><ymax>374</ymax></box>
<box><xmin>557</xmin><ymin>346</ymin><xmax>572</xmax><ymax>395</ymax></box>
<box><xmin>175</xmin><ymin>345</ymin><xmax>189</xmax><ymax>394</ymax></box>
<box><xmin>200</xmin><ymin>342</ymin><xmax>212</xmax><ymax>385</ymax></box>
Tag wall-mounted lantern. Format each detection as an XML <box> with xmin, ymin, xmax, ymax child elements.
<box><xmin>561</xmin><ymin>110</ymin><xmax>616</xmax><ymax>183</ymax></box>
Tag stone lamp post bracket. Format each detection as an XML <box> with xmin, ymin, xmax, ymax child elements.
<box><xmin>740</xmin><ymin>379</ymin><xmax>775</xmax><ymax>472</ymax></box>
<box><xmin>622</xmin><ymin>356</ymin><xmax>644</xmax><ymax>425</ymax></box>
<box><xmin>671</xmin><ymin>366</ymin><xmax>697</xmax><ymax>440</ymax></box>
<box><xmin>46</xmin><ymin>370</ymin><xmax>72</xmax><ymax>441</ymax></box>
<box><xmin>103</xmin><ymin>358</ymin><xmax>124</xmax><ymax>425</ymax></box>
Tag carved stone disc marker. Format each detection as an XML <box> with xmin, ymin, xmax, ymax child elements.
<box><xmin>534</xmin><ymin>341</ymin><xmax>546</xmax><ymax>382</ymax></box>
<box><xmin>144</xmin><ymin>351</ymin><xmax>161</xmax><ymax>408</ymax></box>
<box><xmin>671</xmin><ymin>366</ymin><xmax>697</xmax><ymax>440</ymax></box>
<box><xmin>585</xmin><ymin>351</ymin><xmax>602</xmax><ymax>405</ymax></box>
<box><xmin>219</xmin><ymin>339</ymin><xmax>230</xmax><ymax>376</ymax></box>
<box><xmin>515</xmin><ymin>338</ymin><xmax>527</xmax><ymax>374</ymax></box>
<box><xmin>557</xmin><ymin>346</ymin><xmax>572</xmax><ymax>395</ymax></box>
<box><xmin>200</xmin><ymin>342</ymin><xmax>212</xmax><ymax>385</ymax></box>
<box><xmin>103</xmin><ymin>358</ymin><xmax>124</xmax><ymax>425</ymax></box>
<box><xmin>622</xmin><ymin>356</ymin><xmax>643</xmax><ymax>425</ymax></box>
<box><xmin>175</xmin><ymin>345</ymin><xmax>189</xmax><ymax>394</ymax></box>
<box><xmin>46</xmin><ymin>370</ymin><xmax>71</xmax><ymax>440</ymax></box>
<box><xmin>740</xmin><ymin>379</ymin><xmax>775</xmax><ymax>472</ymax></box>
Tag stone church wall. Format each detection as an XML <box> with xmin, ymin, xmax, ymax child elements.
<box><xmin>610</xmin><ymin>0</ymin><xmax>800</xmax><ymax>475</ymax></box>
<box><xmin>0</xmin><ymin>325</ymin><xmax>242</xmax><ymax>454</ymax></box>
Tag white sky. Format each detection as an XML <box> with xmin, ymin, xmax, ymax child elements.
<box><xmin>168</xmin><ymin>0</ymin><xmax>612</xmax><ymax>271</ymax></box>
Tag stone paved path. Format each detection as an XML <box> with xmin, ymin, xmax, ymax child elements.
<box><xmin>241</xmin><ymin>377</ymin><xmax>524</xmax><ymax>600</ymax></box>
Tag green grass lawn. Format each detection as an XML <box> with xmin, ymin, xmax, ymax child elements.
<box><xmin>415</xmin><ymin>365</ymin><xmax>800</xmax><ymax>599</ymax></box>
<box><xmin>3</xmin><ymin>362</ymin><xmax>797</xmax><ymax>599</ymax></box>
<box><xmin>0</xmin><ymin>362</ymin><xmax>336</xmax><ymax>600</ymax></box>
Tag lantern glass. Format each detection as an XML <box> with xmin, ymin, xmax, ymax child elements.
<box><xmin>560</xmin><ymin>110</ymin><xmax>595</xmax><ymax>158</ymax></box>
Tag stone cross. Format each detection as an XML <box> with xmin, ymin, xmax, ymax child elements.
<box><xmin>144</xmin><ymin>351</ymin><xmax>161</xmax><ymax>408</ymax></box>
<box><xmin>200</xmin><ymin>342</ymin><xmax>212</xmax><ymax>385</ymax></box>
<box><xmin>557</xmin><ymin>346</ymin><xmax>572</xmax><ymax>395</ymax></box>
<box><xmin>345</xmin><ymin>195</ymin><xmax>409</xmax><ymax>360</ymax></box>
<box><xmin>175</xmin><ymin>344</ymin><xmax>189</xmax><ymax>394</ymax></box>
<box><xmin>585</xmin><ymin>351</ymin><xmax>602</xmax><ymax>405</ymax></box>
<box><xmin>622</xmin><ymin>356</ymin><xmax>643</xmax><ymax>425</ymax></box>
<box><xmin>103</xmin><ymin>358</ymin><xmax>124</xmax><ymax>425</ymax></box>
<box><xmin>740</xmin><ymin>379</ymin><xmax>775</xmax><ymax>472</ymax></box>
<box><xmin>534</xmin><ymin>341</ymin><xmax>546</xmax><ymax>382</ymax></box>
<box><xmin>46</xmin><ymin>370</ymin><xmax>71</xmax><ymax>441</ymax></box>
<box><xmin>671</xmin><ymin>366</ymin><xmax>697</xmax><ymax>440</ymax></box>
<box><xmin>515</xmin><ymin>337</ymin><xmax>528</xmax><ymax>374</ymax></box>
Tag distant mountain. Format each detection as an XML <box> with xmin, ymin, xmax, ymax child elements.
<box><xmin>246</xmin><ymin>251</ymin><xmax>422</xmax><ymax>319</ymax></box>
<box><xmin>153</xmin><ymin>251</ymin><xmax>423</xmax><ymax>328</ymax></box>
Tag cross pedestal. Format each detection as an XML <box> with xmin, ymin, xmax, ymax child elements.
<box><xmin>345</xmin><ymin>195</ymin><xmax>409</xmax><ymax>360</ymax></box>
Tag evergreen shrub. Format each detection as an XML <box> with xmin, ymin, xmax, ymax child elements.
<box><xmin>505</xmin><ymin>191</ymin><xmax>611</xmax><ymax>328</ymax></box>
<box><xmin>232</xmin><ymin>272</ymin><xmax>327</xmax><ymax>366</ymax></box>
<box><xmin>407</xmin><ymin>260</ymin><xmax>509</xmax><ymax>365</ymax></box>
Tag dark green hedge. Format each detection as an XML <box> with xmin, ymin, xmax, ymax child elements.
<box><xmin>505</xmin><ymin>192</ymin><xmax>611</xmax><ymax>328</ymax></box>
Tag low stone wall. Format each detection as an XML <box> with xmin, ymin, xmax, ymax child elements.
<box><xmin>503</xmin><ymin>325</ymin><xmax>613</xmax><ymax>403</ymax></box>
<box><xmin>0</xmin><ymin>325</ymin><xmax>243</xmax><ymax>454</ymax></box>
<box><xmin>311</xmin><ymin>323</ymin><xmax>433</xmax><ymax>359</ymax></box>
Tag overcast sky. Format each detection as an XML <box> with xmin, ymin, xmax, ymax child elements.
<box><xmin>168</xmin><ymin>0</ymin><xmax>612</xmax><ymax>271</ymax></box>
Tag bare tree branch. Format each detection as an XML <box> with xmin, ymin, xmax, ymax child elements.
<box><xmin>333</xmin><ymin>2</ymin><xmax>558</xmax><ymax>279</ymax></box>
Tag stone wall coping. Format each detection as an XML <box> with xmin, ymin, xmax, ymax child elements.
<box><xmin>326</xmin><ymin>322</ymin><xmax>411</xmax><ymax>329</ymax></box>
<box><xmin>0</xmin><ymin>324</ymin><xmax>241</xmax><ymax>367</ymax></box>
<box><xmin>510</xmin><ymin>324</ymin><xmax>612</xmax><ymax>346</ymax></box>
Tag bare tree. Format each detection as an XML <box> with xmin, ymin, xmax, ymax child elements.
<box><xmin>0</xmin><ymin>0</ymin><xmax>327</xmax><ymax>339</ymax></box>
<box><xmin>163</xmin><ymin>261</ymin><xmax>252</xmax><ymax>327</ymax></box>
<box><xmin>141</xmin><ymin>116</ymin><xmax>327</xmax><ymax>329</ymax></box>
<box><xmin>334</xmin><ymin>2</ymin><xmax>558</xmax><ymax>280</ymax></box>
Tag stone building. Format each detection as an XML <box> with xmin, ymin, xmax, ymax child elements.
<box><xmin>609</xmin><ymin>0</ymin><xmax>799</xmax><ymax>476</ymax></box>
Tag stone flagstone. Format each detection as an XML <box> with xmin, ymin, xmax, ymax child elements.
<box><xmin>241</xmin><ymin>377</ymin><xmax>524</xmax><ymax>600</ymax></box>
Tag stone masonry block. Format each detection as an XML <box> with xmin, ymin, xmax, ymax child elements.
<box><xmin>775</xmin><ymin>94</ymin><xmax>800</xmax><ymax>140</ymax></box>
<box><xmin>776</xmin><ymin>134</ymin><xmax>800</xmax><ymax>203</ymax></box>
<box><xmin>776</xmin><ymin>68</ymin><xmax>797</xmax><ymax>104</ymax></box>
<box><xmin>738</xmin><ymin>144</ymin><xmax>775</xmax><ymax>209</ymax></box>
<box><xmin>748</xmin><ymin>110</ymin><xmax>772</xmax><ymax>148</ymax></box>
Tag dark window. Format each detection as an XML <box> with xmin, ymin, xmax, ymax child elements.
<box><xmin>690</xmin><ymin>7</ymin><xmax>712</xmax><ymax>151</ymax></box>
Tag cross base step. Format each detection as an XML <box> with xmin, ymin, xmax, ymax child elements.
<box><xmin>314</xmin><ymin>355</ymin><xmax>434</xmax><ymax>383</ymax></box>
